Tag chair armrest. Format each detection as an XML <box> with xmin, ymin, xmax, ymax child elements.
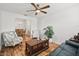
<box><xmin>66</xmin><ymin>40</ymin><xmax>79</xmax><ymax>48</ymax></box>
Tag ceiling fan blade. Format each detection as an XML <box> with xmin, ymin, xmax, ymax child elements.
<box><xmin>24</xmin><ymin>14</ymin><xmax>27</xmax><ymax>16</ymax></box>
<box><xmin>40</xmin><ymin>5</ymin><xmax>50</xmax><ymax>9</ymax></box>
<box><xmin>41</xmin><ymin>11</ymin><xmax>47</xmax><ymax>14</ymax></box>
<box><xmin>35</xmin><ymin>12</ymin><xmax>38</xmax><ymax>15</ymax></box>
<box><xmin>26</xmin><ymin>10</ymin><xmax>35</xmax><ymax>12</ymax></box>
<box><xmin>31</xmin><ymin>3</ymin><xmax>38</xmax><ymax>10</ymax></box>
<box><xmin>37</xmin><ymin>4</ymin><xmax>39</xmax><ymax>7</ymax></box>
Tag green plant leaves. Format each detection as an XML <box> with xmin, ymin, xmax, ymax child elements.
<box><xmin>44</xmin><ymin>26</ymin><xmax>54</xmax><ymax>39</ymax></box>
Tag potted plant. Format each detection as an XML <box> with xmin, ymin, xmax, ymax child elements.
<box><xmin>43</xmin><ymin>26</ymin><xmax>54</xmax><ymax>42</ymax></box>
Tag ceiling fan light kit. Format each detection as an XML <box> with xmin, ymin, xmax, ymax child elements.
<box><xmin>36</xmin><ymin>10</ymin><xmax>40</xmax><ymax>13</ymax></box>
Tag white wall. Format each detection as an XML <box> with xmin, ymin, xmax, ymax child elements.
<box><xmin>0</xmin><ymin>11</ymin><xmax>36</xmax><ymax>31</ymax></box>
<box><xmin>0</xmin><ymin>11</ymin><xmax>2</xmax><ymax>50</ymax></box>
<box><xmin>38</xmin><ymin>5</ymin><xmax>79</xmax><ymax>44</ymax></box>
<box><xmin>0</xmin><ymin>11</ymin><xmax>1</xmax><ymax>32</ymax></box>
<box><xmin>0</xmin><ymin>11</ymin><xmax>38</xmax><ymax>36</ymax></box>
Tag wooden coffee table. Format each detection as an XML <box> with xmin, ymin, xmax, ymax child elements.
<box><xmin>38</xmin><ymin>42</ymin><xmax>59</xmax><ymax>56</ymax></box>
<box><xmin>26</xmin><ymin>39</ymin><xmax>49</xmax><ymax>56</ymax></box>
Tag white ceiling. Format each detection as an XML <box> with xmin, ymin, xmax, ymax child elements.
<box><xmin>0</xmin><ymin>3</ymin><xmax>79</xmax><ymax>17</ymax></box>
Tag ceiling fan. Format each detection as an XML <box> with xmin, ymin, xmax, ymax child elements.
<box><xmin>26</xmin><ymin>3</ymin><xmax>50</xmax><ymax>15</ymax></box>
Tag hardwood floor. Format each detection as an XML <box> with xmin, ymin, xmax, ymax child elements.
<box><xmin>37</xmin><ymin>42</ymin><xmax>59</xmax><ymax>56</ymax></box>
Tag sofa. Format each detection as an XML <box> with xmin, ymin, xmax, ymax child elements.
<box><xmin>49</xmin><ymin>40</ymin><xmax>79</xmax><ymax>56</ymax></box>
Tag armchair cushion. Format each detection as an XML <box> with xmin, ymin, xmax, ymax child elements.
<box><xmin>2</xmin><ymin>31</ymin><xmax>23</xmax><ymax>47</ymax></box>
<box><xmin>60</xmin><ymin>43</ymin><xmax>77</xmax><ymax>55</ymax></box>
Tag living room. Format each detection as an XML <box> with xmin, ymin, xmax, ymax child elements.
<box><xmin>0</xmin><ymin>3</ymin><xmax>79</xmax><ymax>56</ymax></box>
